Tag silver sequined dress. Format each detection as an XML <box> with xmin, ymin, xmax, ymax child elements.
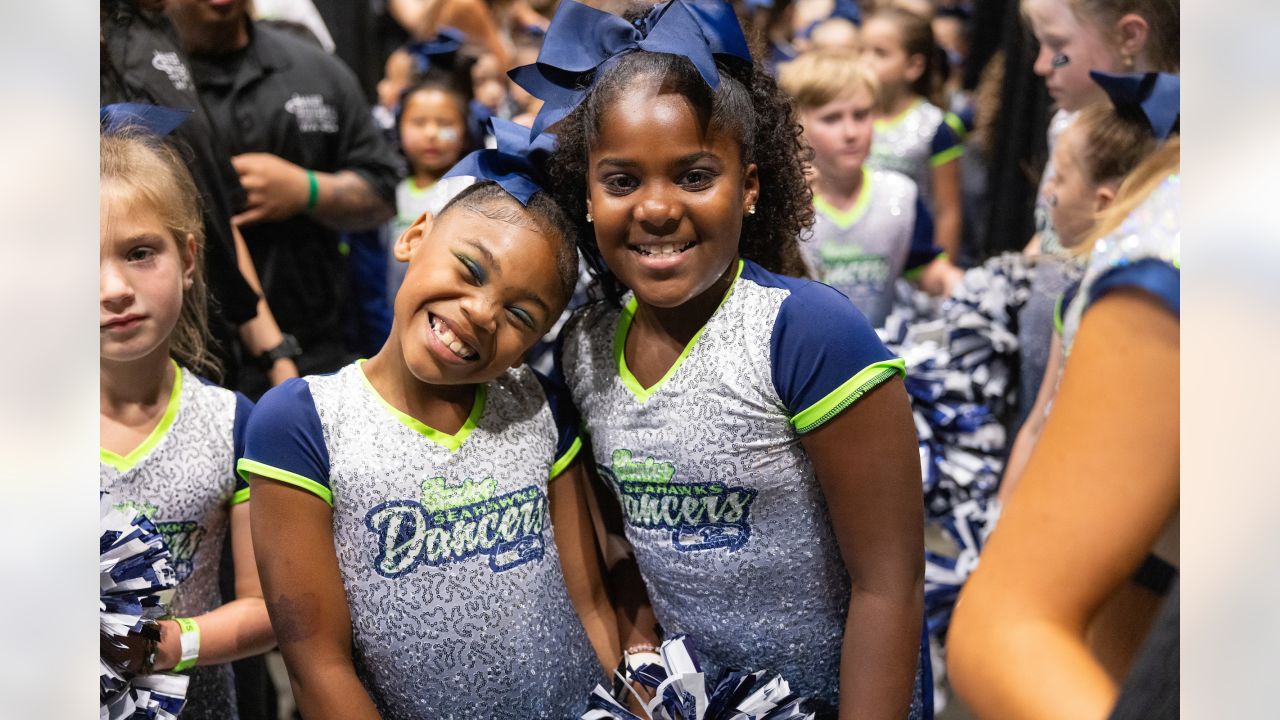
<box><xmin>867</xmin><ymin>99</ymin><xmax>964</xmax><ymax>211</ymax></box>
<box><xmin>100</xmin><ymin>362</ymin><xmax>250</xmax><ymax>720</ymax></box>
<box><xmin>240</xmin><ymin>362</ymin><xmax>600</xmax><ymax>719</ymax></box>
<box><xmin>560</xmin><ymin>260</ymin><xmax>928</xmax><ymax>717</ymax></box>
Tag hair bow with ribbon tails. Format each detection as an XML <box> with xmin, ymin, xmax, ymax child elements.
<box><xmin>405</xmin><ymin>27</ymin><xmax>466</xmax><ymax>74</ymax></box>
<box><xmin>444</xmin><ymin>117</ymin><xmax>557</xmax><ymax>205</ymax></box>
<box><xmin>100</xmin><ymin>102</ymin><xmax>192</xmax><ymax>137</ymax></box>
<box><xmin>508</xmin><ymin>0</ymin><xmax>752</xmax><ymax>137</ymax></box>
<box><xmin>1089</xmin><ymin>71</ymin><xmax>1180</xmax><ymax>140</ymax></box>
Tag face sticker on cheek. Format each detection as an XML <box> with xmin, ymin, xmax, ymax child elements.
<box><xmin>437</xmin><ymin>127</ymin><xmax>459</xmax><ymax>142</ymax></box>
<box><xmin>1051</xmin><ymin>53</ymin><xmax>1070</xmax><ymax>68</ymax></box>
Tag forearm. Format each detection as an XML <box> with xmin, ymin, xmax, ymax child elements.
<box><xmin>155</xmin><ymin>597</ymin><xmax>275</xmax><ymax>668</ymax></box>
<box><xmin>310</xmin><ymin>170</ymin><xmax>395</xmax><ymax>231</ymax></box>
<box><xmin>232</xmin><ymin>225</ymin><xmax>284</xmax><ymax>354</ymax></box>
<box><xmin>608</xmin><ymin>557</ymin><xmax>659</xmax><ymax>650</ymax></box>
<box><xmin>837</xmin><ymin>583</ymin><xmax>923</xmax><ymax>720</ymax></box>
<box><xmin>933</xmin><ymin>203</ymin><xmax>962</xmax><ymax>259</ymax></box>
<box><xmin>389</xmin><ymin>0</ymin><xmax>446</xmax><ymax>39</ymax></box>
<box><xmin>284</xmin><ymin>653</ymin><xmax>383</xmax><ymax>720</ymax></box>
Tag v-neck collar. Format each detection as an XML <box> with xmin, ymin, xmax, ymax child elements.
<box><xmin>100</xmin><ymin>359</ymin><xmax>183</xmax><ymax>473</ymax></box>
<box><xmin>356</xmin><ymin>360</ymin><xmax>485</xmax><ymax>452</ymax></box>
<box><xmin>813</xmin><ymin>167</ymin><xmax>874</xmax><ymax>230</ymax></box>
<box><xmin>614</xmin><ymin>259</ymin><xmax>744</xmax><ymax>404</ymax></box>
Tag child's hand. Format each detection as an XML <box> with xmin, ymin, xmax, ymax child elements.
<box><xmin>231</xmin><ymin>153</ymin><xmax>310</xmax><ymax>227</ymax></box>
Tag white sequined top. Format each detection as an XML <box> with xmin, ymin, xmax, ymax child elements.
<box><xmin>866</xmin><ymin>98</ymin><xmax>965</xmax><ymax>211</ymax></box>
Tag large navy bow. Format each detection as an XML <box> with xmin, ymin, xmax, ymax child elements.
<box><xmin>509</xmin><ymin>0</ymin><xmax>751</xmax><ymax>137</ymax></box>
<box><xmin>1090</xmin><ymin>71</ymin><xmax>1180</xmax><ymax>140</ymax></box>
<box><xmin>444</xmin><ymin>118</ymin><xmax>556</xmax><ymax>205</ymax></box>
<box><xmin>405</xmin><ymin>27</ymin><xmax>465</xmax><ymax>74</ymax></box>
<box><xmin>100</xmin><ymin>102</ymin><xmax>191</xmax><ymax>137</ymax></box>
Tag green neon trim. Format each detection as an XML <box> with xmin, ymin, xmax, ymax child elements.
<box><xmin>356</xmin><ymin>359</ymin><xmax>484</xmax><ymax>451</ymax></box>
<box><xmin>791</xmin><ymin>359</ymin><xmax>907</xmax><ymax>433</ymax></box>
<box><xmin>615</xmin><ymin>260</ymin><xmax>744</xmax><ymax>403</ymax></box>
<box><xmin>813</xmin><ymin>168</ymin><xmax>874</xmax><ymax>230</ymax></box>
<box><xmin>238</xmin><ymin>458</ymin><xmax>334</xmax><ymax>506</ymax></box>
<box><xmin>943</xmin><ymin>111</ymin><xmax>968</xmax><ymax>140</ymax></box>
<box><xmin>550</xmin><ymin>436</ymin><xmax>583</xmax><ymax>479</ymax></box>
<box><xmin>100</xmin><ymin>360</ymin><xmax>184</xmax><ymax>472</ymax></box>
<box><xmin>930</xmin><ymin>144</ymin><xmax>964</xmax><ymax>167</ymax></box>
<box><xmin>1053</xmin><ymin>294</ymin><xmax>1066</xmax><ymax>336</ymax></box>
<box><xmin>230</xmin><ymin>487</ymin><xmax>251</xmax><ymax>505</ymax></box>
<box><xmin>875</xmin><ymin>98</ymin><xmax>923</xmax><ymax>131</ymax></box>
<box><xmin>407</xmin><ymin>177</ymin><xmax>436</xmax><ymax>197</ymax></box>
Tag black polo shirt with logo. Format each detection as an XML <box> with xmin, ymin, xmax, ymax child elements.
<box><xmin>187</xmin><ymin>21</ymin><xmax>401</xmax><ymax>384</ymax></box>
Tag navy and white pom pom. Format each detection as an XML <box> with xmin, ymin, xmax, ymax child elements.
<box><xmin>100</xmin><ymin>494</ymin><xmax>189</xmax><ymax>720</ymax></box>
<box><xmin>582</xmin><ymin>635</ymin><xmax>815</xmax><ymax>720</ymax></box>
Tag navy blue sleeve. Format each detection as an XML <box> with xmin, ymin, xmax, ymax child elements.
<box><xmin>237</xmin><ymin>378</ymin><xmax>333</xmax><ymax>506</ymax></box>
<box><xmin>231</xmin><ymin>391</ymin><xmax>254</xmax><ymax>504</ymax></box>
<box><xmin>532</xmin><ymin>370</ymin><xmax>584</xmax><ymax>479</ymax></box>
<box><xmin>770</xmin><ymin>282</ymin><xmax>906</xmax><ymax>433</ymax></box>
<box><xmin>905</xmin><ymin>197</ymin><xmax>942</xmax><ymax>271</ymax></box>
<box><xmin>1087</xmin><ymin>259</ymin><xmax>1180</xmax><ymax>318</ymax></box>
<box><xmin>930</xmin><ymin>116</ymin><xmax>964</xmax><ymax>166</ymax></box>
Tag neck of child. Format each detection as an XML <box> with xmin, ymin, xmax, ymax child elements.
<box><xmin>412</xmin><ymin>168</ymin><xmax>442</xmax><ymax>192</ymax></box>
<box><xmin>364</xmin><ymin>340</ymin><xmax>476</xmax><ymax>419</ymax></box>
<box><xmin>813</xmin><ymin>166</ymin><xmax>865</xmax><ymax>209</ymax></box>
<box><xmin>880</xmin><ymin>87</ymin><xmax>918</xmax><ymax>118</ymax></box>
<box><xmin>100</xmin><ymin>345</ymin><xmax>176</xmax><ymax>417</ymax></box>
<box><xmin>632</xmin><ymin>259</ymin><xmax>739</xmax><ymax>346</ymax></box>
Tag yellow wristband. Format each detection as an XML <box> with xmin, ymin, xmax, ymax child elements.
<box><xmin>172</xmin><ymin>617</ymin><xmax>200</xmax><ymax>672</ymax></box>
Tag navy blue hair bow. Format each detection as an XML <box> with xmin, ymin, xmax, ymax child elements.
<box><xmin>1089</xmin><ymin>70</ymin><xmax>1180</xmax><ymax>140</ymax></box>
<box><xmin>405</xmin><ymin>27</ymin><xmax>466</xmax><ymax>74</ymax></box>
<box><xmin>508</xmin><ymin>0</ymin><xmax>752</xmax><ymax>137</ymax></box>
<box><xmin>799</xmin><ymin>0</ymin><xmax>862</xmax><ymax>38</ymax></box>
<box><xmin>444</xmin><ymin>118</ymin><xmax>556</xmax><ymax>205</ymax></box>
<box><xmin>100</xmin><ymin>103</ymin><xmax>192</xmax><ymax>137</ymax></box>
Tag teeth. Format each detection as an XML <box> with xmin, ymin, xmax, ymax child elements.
<box><xmin>636</xmin><ymin>242</ymin><xmax>694</xmax><ymax>257</ymax></box>
<box><xmin>430</xmin><ymin>316</ymin><xmax>477</xmax><ymax>360</ymax></box>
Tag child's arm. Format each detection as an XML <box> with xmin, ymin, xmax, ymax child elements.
<box><xmin>151</xmin><ymin>502</ymin><xmax>276</xmax><ymax>669</ymax></box>
<box><xmin>231</xmin><ymin>224</ymin><xmax>299</xmax><ymax>385</ymax></box>
<box><xmin>930</xmin><ymin>157</ymin><xmax>963</xmax><ymax>258</ymax></box>
<box><xmin>801</xmin><ymin>377</ymin><xmax>924</xmax><ymax>720</ymax></box>
<box><xmin>904</xmin><ymin>196</ymin><xmax>962</xmax><ymax>297</ymax></box>
<box><xmin>999</xmin><ymin>330</ymin><xmax>1064</xmax><ymax>503</ymax></box>
<box><xmin>550</xmin><ymin>460</ymin><xmax>620</xmax><ymax>674</ymax></box>
<box><xmin>250</xmin><ymin>479</ymin><xmax>382</xmax><ymax>719</ymax></box>
<box><xmin>948</xmin><ymin>289</ymin><xmax>1179</xmax><ymax>719</ymax></box>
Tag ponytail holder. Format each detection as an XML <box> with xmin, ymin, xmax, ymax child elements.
<box><xmin>443</xmin><ymin>118</ymin><xmax>556</xmax><ymax>205</ymax></box>
<box><xmin>404</xmin><ymin>27</ymin><xmax>465</xmax><ymax>74</ymax></box>
<box><xmin>508</xmin><ymin>0</ymin><xmax>752</xmax><ymax>137</ymax></box>
<box><xmin>1089</xmin><ymin>70</ymin><xmax>1180</xmax><ymax>140</ymax></box>
<box><xmin>100</xmin><ymin>102</ymin><xmax>192</xmax><ymax>137</ymax></box>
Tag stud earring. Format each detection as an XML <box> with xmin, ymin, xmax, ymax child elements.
<box><xmin>1123</xmin><ymin>53</ymin><xmax>1134</xmax><ymax>69</ymax></box>
<box><xmin>586</xmin><ymin>212</ymin><xmax>593</xmax><ymax>223</ymax></box>
<box><xmin>746</xmin><ymin>205</ymin><xmax>756</xmax><ymax>216</ymax></box>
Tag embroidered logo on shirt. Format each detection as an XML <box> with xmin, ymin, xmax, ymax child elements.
<box><xmin>113</xmin><ymin>500</ymin><xmax>205</xmax><ymax>581</ymax></box>
<box><xmin>364</xmin><ymin>477</ymin><xmax>546</xmax><ymax>578</ymax></box>
<box><xmin>151</xmin><ymin>51</ymin><xmax>193</xmax><ymax>92</ymax></box>
<box><xmin>284</xmin><ymin>93</ymin><xmax>339</xmax><ymax>133</ymax></box>
<box><xmin>603</xmin><ymin>449</ymin><xmax>757</xmax><ymax>553</ymax></box>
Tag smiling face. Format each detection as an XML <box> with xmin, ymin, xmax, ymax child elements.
<box><xmin>1025</xmin><ymin>0</ymin><xmax>1120</xmax><ymax>111</ymax></box>
<box><xmin>586</xmin><ymin>84</ymin><xmax>759</xmax><ymax>311</ymax></box>
<box><xmin>799</xmin><ymin>85</ymin><xmax>876</xmax><ymax>182</ymax></box>
<box><xmin>100</xmin><ymin>183</ymin><xmax>195</xmax><ymax>365</ymax></box>
<box><xmin>399</xmin><ymin>88</ymin><xmax>468</xmax><ymax>178</ymax></box>
<box><xmin>390</xmin><ymin>197</ymin><xmax>568</xmax><ymax>385</ymax></box>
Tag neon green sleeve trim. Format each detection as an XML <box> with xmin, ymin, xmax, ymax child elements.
<box><xmin>1053</xmin><ymin>294</ymin><xmax>1066</xmax><ymax>336</ymax></box>
<box><xmin>944</xmin><ymin>111</ymin><xmax>967</xmax><ymax>140</ymax></box>
<box><xmin>230</xmin><ymin>487</ymin><xmax>251</xmax><ymax>505</ymax></box>
<box><xmin>930</xmin><ymin>144</ymin><xmax>964</xmax><ymax>167</ymax></box>
<box><xmin>237</xmin><ymin>458</ymin><xmax>334</xmax><ymax>507</ymax></box>
<box><xmin>790</xmin><ymin>359</ymin><xmax>907</xmax><ymax>434</ymax></box>
<box><xmin>549</xmin><ymin>436</ymin><xmax>583</xmax><ymax>480</ymax></box>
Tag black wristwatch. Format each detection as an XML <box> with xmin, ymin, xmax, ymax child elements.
<box><xmin>255</xmin><ymin>333</ymin><xmax>302</xmax><ymax>371</ymax></box>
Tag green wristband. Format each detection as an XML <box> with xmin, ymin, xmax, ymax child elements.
<box><xmin>305</xmin><ymin>170</ymin><xmax>319</xmax><ymax>211</ymax></box>
<box><xmin>172</xmin><ymin>617</ymin><xmax>201</xmax><ymax>672</ymax></box>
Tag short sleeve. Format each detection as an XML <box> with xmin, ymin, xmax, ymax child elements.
<box><xmin>930</xmin><ymin>117</ymin><xmax>964</xmax><ymax>167</ymax></box>
<box><xmin>230</xmin><ymin>391</ymin><xmax>254</xmax><ymax>505</ymax></box>
<box><xmin>770</xmin><ymin>283</ymin><xmax>907</xmax><ymax>433</ymax></box>
<box><xmin>1087</xmin><ymin>259</ymin><xmax>1180</xmax><ymax>318</ymax></box>
<box><xmin>532</xmin><ymin>370</ymin><xmax>584</xmax><ymax>479</ymax></box>
<box><xmin>237</xmin><ymin>378</ymin><xmax>333</xmax><ymax>506</ymax></box>
<box><xmin>904</xmin><ymin>197</ymin><xmax>942</xmax><ymax>271</ymax></box>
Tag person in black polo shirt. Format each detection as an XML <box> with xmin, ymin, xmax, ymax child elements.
<box><xmin>167</xmin><ymin>0</ymin><xmax>402</xmax><ymax>397</ymax></box>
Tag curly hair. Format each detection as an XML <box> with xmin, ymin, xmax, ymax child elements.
<box><xmin>548</xmin><ymin>49</ymin><xmax>814</xmax><ymax>305</ymax></box>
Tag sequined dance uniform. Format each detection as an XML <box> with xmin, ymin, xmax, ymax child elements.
<box><xmin>100</xmin><ymin>361</ymin><xmax>252</xmax><ymax>720</ymax></box>
<box><xmin>1061</xmin><ymin>173</ymin><xmax>1180</xmax><ymax>353</ymax></box>
<box><xmin>560</xmin><ymin>259</ymin><xmax>929</xmax><ymax>718</ymax></box>
<box><xmin>803</xmin><ymin>167</ymin><xmax>943</xmax><ymax>327</ymax></box>
<box><xmin>866</xmin><ymin>98</ymin><xmax>964</xmax><ymax>211</ymax></box>
<box><xmin>239</xmin><ymin>362</ymin><xmax>600</xmax><ymax>719</ymax></box>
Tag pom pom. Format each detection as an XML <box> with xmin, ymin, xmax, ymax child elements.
<box><xmin>100</xmin><ymin>494</ymin><xmax>189</xmax><ymax>720</ymax></box>
<box><xmin>582</xmin><ymin>635</ymin><xmax>815</xmax><ymax>720</ymax></box>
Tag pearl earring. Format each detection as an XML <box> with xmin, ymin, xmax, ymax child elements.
<box><xmin>586</xmin><ymin>212</ymin><xmax>593</xmax><ymax>223</ymax></box>
<box><xmin>746</xmin><ymin>205</ymin><xmax>756</xmax><ymax>216</ymax></box>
